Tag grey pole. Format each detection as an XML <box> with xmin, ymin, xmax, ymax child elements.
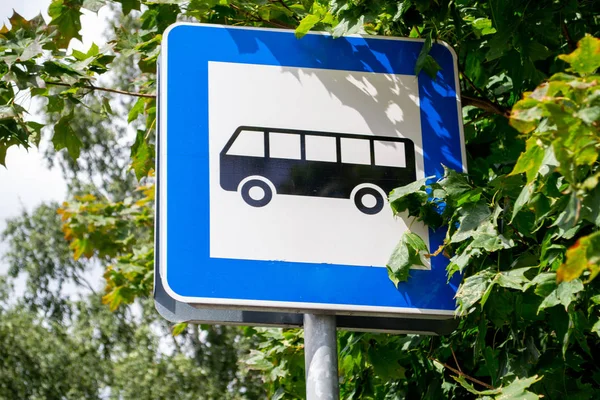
<box><xmin>304</xmin><ymin>314</ymin><xmax>339</xmax><ymax>400</ymax></box>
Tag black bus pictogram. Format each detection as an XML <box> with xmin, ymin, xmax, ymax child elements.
<box><xmin>219</xmin><ymin>126</ymin><xmax>417</xmax><ymax>215</ymax></box>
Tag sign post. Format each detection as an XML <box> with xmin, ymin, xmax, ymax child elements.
<box><xmin>304</xmin><ymin>314</ymin><xmax>339</xmax><ymax>400</ymax></box>
<box><xmin>157</xmin><ymin>23</ymin><xmax>464</xmax><ymax>399</ymax></box>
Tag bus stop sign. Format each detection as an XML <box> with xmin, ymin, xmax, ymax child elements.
<box><xmin>158</xmin><ymin>23</ymin><xmax>465</xmax><ymax>318</ymax></box>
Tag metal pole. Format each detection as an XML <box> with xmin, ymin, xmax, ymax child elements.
<box><xmin>304</xmin><ymin>314</ymin><xmax>339</xmax><ymax>400</ymax></box>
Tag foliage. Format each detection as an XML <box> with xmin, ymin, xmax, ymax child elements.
<box><xmin>1</xmin><ymin>5</ymin><xmax>265</xmax><ymax>398</ymax></box>
<box><xmin>0</xmin><ymin>286</ymin><xmax>263</xmax><ymax>399</ymax></box>
<box><xmin>0</xmin><ymin>306</ymin><xmax>108</xmax><ymax>399</ymax></box>
<box><xmin>58</xmin><ymin>179</ymin><xmax>155</xmax><ymax>309</ymax></box>
<box><xmin>2</xmin><ymin>0</ymin><xmax>600</xmax><ymax>399</ymax></box>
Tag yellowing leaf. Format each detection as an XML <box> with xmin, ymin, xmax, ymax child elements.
<box><xmin>558</xmin><ymin>34</ymin><xmax>600</xmax><ymax>76</ymax></box>
<box><xmin>557</xmin><ymin>231</ymin><xmax>600</xmax><ymax>283</ymax></box>
<box><xmin>510</xmin><ymin>100</ymin><xmax>543</xmax><ymax>134</ymax></box>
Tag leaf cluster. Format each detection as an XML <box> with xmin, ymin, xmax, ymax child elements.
<box><xmin>58</xmin><ymin>178</ymin><xmax>155</xmax><ymax>310</ymax></box>
<box><xmin>383</xmin><ymin>35</ymin><xmax>600</xmax><ymax>398</ymax></box>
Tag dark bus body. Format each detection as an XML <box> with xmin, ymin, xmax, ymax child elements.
<box><xmin>219</xmin><ymin>126</ymin><xmax>416</xmax><ymax>213</ymax></box>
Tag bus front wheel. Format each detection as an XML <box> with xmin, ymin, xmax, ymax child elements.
<box><xmin>241</xmin><ymin>179</ymin><xmax>273</xmax><ymax>207</ymax></box>
<box><xmin>354</xmin><ymin>187</ymin><xmax>384</xmax><ymax>215</ymax></box>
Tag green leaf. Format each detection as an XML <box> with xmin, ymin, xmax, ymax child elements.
<box><xmin>128</xmin><ymin>97</ymin><xmax>145</xmax><ymax>123</ymax></box>
<box><xmin>557</xmin><ymin>231</ymin><xmax>600</xmax><ymax>283</ymax></box>
<box><xmin>481</xmin><ymin>268</ymin><xmax>532</xmax><ymax>307</ymax></box>
<box><xmin>592</xmin><ymin>319</ymin><xmax>600</xmax><ymax>338</ymax></box>
<box><xmin>20</xmin><ymin>40</ymin><xmax>43</xmax><ymax>61</ymax></box>
<box><xmin>171</xmin><ymin>322</ymin><xmax>188</xmax><ymax>336</ymax></box>
<box><xmin>471</xmin><ymin>17</ymin><xmax>496</xmax><ymax>36</ymax></box>
<box><xmin>82</xmin><ymin>0</ymin><xmax>105</xmax><ymax>12</ymax></box>
<box><xmin>456</xmin><ymin>268</ymin><xmax>495</xmax><ymax>314</ymax></box>
<box><xmin>466</xmin><ymin>205</ymin><xmax>514</xmax><ymax>252</ymax></box>
<box><xmin>102</xmin><ymin>286</ymin><xmax>135</xmax><ymax>311</ymax></box>
<box><xmin>453</xmin><ymin>375</ymin><xmax>541</xmax><ymax>398</ymax></box>
<box><xmin>447</xmin><ymin>248</ymin><xmax>481</xmax><ymax>277</ymax></box>
<box><xmin>52</xmin><ymin>113</ymin><xmax>82</xmax><ymax>160</ymax></box>
<box><xmin>101</xmin><ymin>97</ymin><xmax>113</xmax><ymax>115</ymax></box>
<box><xmin>367</xmin><ymin>343</ymin><xmax>406</xmax><ymax>380</ymax></box>
<box><xmin>130</xmin><ymin>129</ymin><xmax>154</xmax><ymax>180</ymax></box>
<box><xmin>581</xmin><ymin>185</ymin><xmax>600</xmax><ymax>227</ymax></box>
<box><xmin>538</xmin><ymin>279</ymin><xmax>584</xmax><ymax>313</ymax></box>
<box><xmin>393</xmin><ymin>1</ymin><xmax>412</xmax><ymax>21</ymax></box>
<box><xmin>118</xmin><ymin>0</ymin><xmax>141</xmax><ymax>15</ymax></box>
<box><xmin>577</xmin><ymin>106</ymin><xmax>600</xmax><ymax>125</ymax></box>
<box><xmin>46</xmin><ymin>96</ymin><xmax>64</xmax><ymax>113</ymax></box>
<box><xmin>452</xmin><ymin>375</ymin><xmax>500</xmax><ymax>396</ymax></box>
<box><xmin>552</xmin><ymin>192</ymin><xmax>581</xmax><ymax>239</ymax></box>
<box><xmin>48</xmin><ymin>0</ymin><xmax>83</xmax><ymax>49</ymax></box>
<box><xmin>386</xmin><ymin>232</ymin><xmax>428</xmax><ymax>287</ymax></box>
<box><xmin>558</xmin><ymin>34</ymin><xmax>600</xmax><ymax>76</ymax></box>
<box><xmin>496</xmin><ymin>267</ymin><xmax>533</xmax><ymax>290</ymax></box>
<box><xmin>388</xmin><ymin>176</ymin><xmax>431</xmax><ymax>216</ymax></box>
<box><xmin>439</xmin><ymin>166</ymin><xmax>471</xmax><ymax>198</ymax></box>
<box><xmin>511</xmin><ymin>181</ymin><xmax>535</xmax><ymax>222</ymax></box>
<box><xmin>415</xmin><ymin>33</ymin><xmax>442</xmax><ymax>78</ymax></box>
<box><xmin>245</xmin><ymin>350</ymin><xmax>273</xmax><ymax>371</ymax></box>
<box><xmin>332</xmin><ymin>16</ymin><xmax>365</xmax><ymax>38</ymax></box>
<box><xmin>0</xmin><ymin>105</ymin><xmax>17</xmax><ymax>120</ymax></box>
<box><xmin>495</xmin><ymin>375</ymin><xmax>543</xmax><ymax>399</ymax></box>
<box><xmin>509</xmin><ymin>138</ymin><xmax>544</xmax><ymax>183</ymax></box>
<box><xmin>295</xmin><ymin>14</ymin><xmax>321</xmax><ymax>38</ymax></box>
<box><xmin>450</xmin><ymin>202</ymin><xmax>491</xmax><ymax>243</ymax></box>
<box><xmin>25</xmin><ymin>121</ymin><xmax>44</xmax><ymax>146</ymax></box>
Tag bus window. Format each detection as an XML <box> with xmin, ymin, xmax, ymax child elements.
<box><xmin>305</xmin><ymin>135</ymin><xmax>337</xmax><ymax>162</ymax></box>
<box><xmin>270</xmin><ymin>131</ymin><xmax>301</xmax><ymax>160</ymax></box>
<box><xmin>374</xmin><ymin>140</ymin><xmax>406</xmax><ymax>168</ymax></box>
<box><xmin>341</xmin><ymin>137</ymin><xmax>371</xmax><ymax>165</ymax></box>
<box><xmin>226</xmin><ymin>129</ymin><xmax>264</xmax><ymax>157</ymax></box>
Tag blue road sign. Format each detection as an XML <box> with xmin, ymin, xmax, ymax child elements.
<box><xmin>158</xmin><ymin>23</ymin><xmax>465</xmax><ymax>317</ymax></box>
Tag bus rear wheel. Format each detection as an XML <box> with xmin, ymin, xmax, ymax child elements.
<box><xmin>354</xmin><ymin>187</ymin><xmax>384</xmax><ymax>215</ymax></box>
<box><xmin>241</xmin><ymin>179</ymin><xmax>273</xmax><ymax>207</ymax></box>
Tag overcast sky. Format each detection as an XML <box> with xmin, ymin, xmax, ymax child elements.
<box><xmin>0</xmin><ymin>0</ymin><xmax>109</xmax><ymax>277</ymax></box>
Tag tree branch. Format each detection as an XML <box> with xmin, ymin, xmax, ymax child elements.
<box><xmin>459</xmin><ymin>70</ymin><xmax>510</xmax><ymax>118</ymax></box>
<box><xmin>561</xmin><ymin>21</ymin><xmax>576</xmax><ymax>52</ymax></box>
<box><xmin>229</xmin><ymin>4</ymin><xmax>295</xmax><ymax>29</ymax></box>
<box><xmin>450</xmin><ymin>346</ymin><xmax>462</xmax><ymax>373</ymax></box>
<box><xmin>271</xmin><ymin>0</ymin><xmax>293</xmax><ymax>13</ymax></box>
<box><xmin>430</xmin><ymin>357</ymin><xmax>495</xmax><ymax>390</ymax></box>
<box><xmin>44</xmin><ymin>80</ymin><xmax>156</xmax><ymax>99</ymax></box>
<box><xmin>45</xmin><ymin>79</ymin><xmax>508</xmax><ymax>121</ymax></box>
<box><xmin>74</xmin><ymin>273</ymin><xmax>98</xmax><ymax>296</ymax></box>
<box><xmin>462</xmin><ymin>95</ymin><xmax>509</xmax><ymax>119</ymax></box>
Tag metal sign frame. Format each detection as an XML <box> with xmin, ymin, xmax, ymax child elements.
<box><xmin>158</xmin><ymin>23</ymin><xmax>465</xmax><ymax>318</ymax></box>
<box><xmin>154</xmin><ymin>261</ymin><xmax>457</xmax><ymax>335</ymax></box>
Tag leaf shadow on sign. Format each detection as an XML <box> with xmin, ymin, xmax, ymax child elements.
<box><xmin>224</xmin><ymin>29</ymin><xmax>461</xmax><ymax>179</ymax></box>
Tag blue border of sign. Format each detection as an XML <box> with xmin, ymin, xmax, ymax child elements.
<box><xmin>159</xmin><ymin>24</ymin><xmax>465</xmax><ymax>316</ymax></box>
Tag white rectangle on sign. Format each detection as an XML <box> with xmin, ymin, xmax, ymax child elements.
<box><xmin>208</xmin><ymin>61</ymin><xmax>428</xmax><ymax>268</ymax></box>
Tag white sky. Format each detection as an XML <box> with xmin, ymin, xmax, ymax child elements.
<box><xmin>0</xmin><ymin>0</ymin><xmax>109</xmax><ymax>280</ymax></box>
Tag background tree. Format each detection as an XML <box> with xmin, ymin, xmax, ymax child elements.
<box><xmin>0</xmin><ymin>4</ymin><xmax>264</xmax><ymax>399</ymax></box>
<box><xmin>1</xmin><ymin>0</ymin><xmax>599</xmax><ymax>399</ymax></box>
